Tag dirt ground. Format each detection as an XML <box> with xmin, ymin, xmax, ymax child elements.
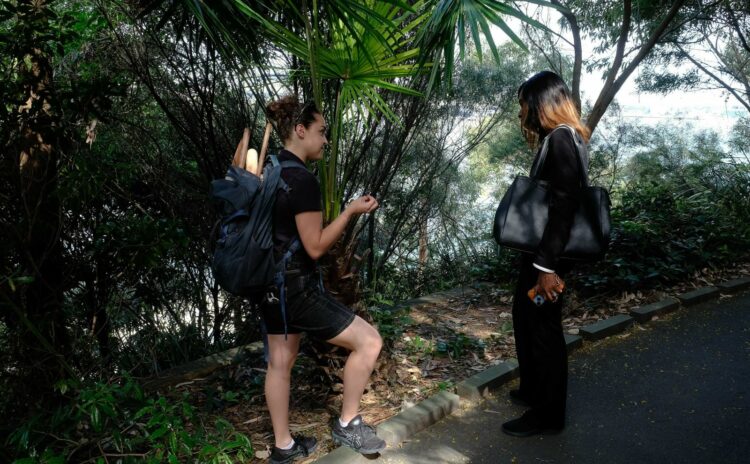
<box><xmin>170</xmin><ymin>262</ymin><xmax>750</xmax><ymax>462</ymax></box>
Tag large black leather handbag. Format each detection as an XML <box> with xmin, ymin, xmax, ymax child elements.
<box><xmin>493</xmin><ymin>126</ymin><xmax>611</xmax><ymax>261</ymax></box>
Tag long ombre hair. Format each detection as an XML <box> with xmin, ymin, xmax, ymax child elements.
<box><xmin>518</xmin><ymin>71</ymin><xmax>590</xmax><ymax>147</ymax></box>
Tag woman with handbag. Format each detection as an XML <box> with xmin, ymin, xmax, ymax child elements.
<box><xmin>501</xmin><ymin>71</ymin><xmax>591</xmax><ymax>437</ymax></box>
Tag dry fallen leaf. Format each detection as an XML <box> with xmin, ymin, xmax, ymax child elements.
<box><xmin>86</xmin><ymin>119</ymin><xmax>98</xmax><ymax>147</ymax></box>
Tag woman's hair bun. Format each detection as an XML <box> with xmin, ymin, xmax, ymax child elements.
<box><xmin>265</xmin><ymin>95</ymin><xmax>320</xmax><ymax>142</ymax></box>
<box><xmin>265</xmin><ymin>95</ymin><xmax>299</xmax><ymax>124</ymax></box>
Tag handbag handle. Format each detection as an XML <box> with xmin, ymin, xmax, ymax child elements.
<box><xmin>530</xmin><ymin>124</ymin><xmax>589</xmax><ymax>188</ymax></box>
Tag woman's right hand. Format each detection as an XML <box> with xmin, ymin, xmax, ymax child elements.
<box><xmin>346</xmin><ymin>195</ymin><xmax>379</xmax><ymax>215</ymax></box>
<box><xmin>296</xmin><ymin>195</ymin><xmax>378</xmax><ymax>260</ymax></box>
<box><xmin>533</xmin><ymin>272</ymin><xmax>565</xmax><ymax>303</ymax></box>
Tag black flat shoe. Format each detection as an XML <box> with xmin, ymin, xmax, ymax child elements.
<box><xmin>508</xmin><ymin>389</ymin><xmax>532</xmax><ymax>407</ymax></box>
<box><xmin>502</xmin><ymin>413</ymin><xmax>564</xmax><ymax>437</ymax></box>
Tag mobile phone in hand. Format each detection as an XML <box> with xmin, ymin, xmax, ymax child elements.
<box><xmin>527</xmin><ymin>280</ymin><xmax>565</xmax><ymax>306</ymax></box>
<box><xmin>527</xmin><ymin>288</ymin><xmax>545</xmax><ymax>306</ymax></box>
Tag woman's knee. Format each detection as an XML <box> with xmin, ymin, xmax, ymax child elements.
<box><xmin>360</xmin><ymin>327</ymin><xmax>382</xmax><ymax>360</ymax></box>
<box><xmin>266</xmin><ymin>335</ymin><xmax>300</xmax><ymax>372</ymax></box>
<box><xmin>267</xmin><ymin>355</ymin><xmax>296</xmax><ymax>375</ymax></box>
<box><xmin>267</xmin><ymin>348</ymin><xmax>298</xmax><ymax>374</ymax></box>
<box><xmin>371</xmin><ymin>330</ymin><xmax>383</xmax><ymax>355</ymax></box>
<box><xmin>329</xmin><ymin>316</ymin><xmax>381</xmax><ymax>356</ymax></box>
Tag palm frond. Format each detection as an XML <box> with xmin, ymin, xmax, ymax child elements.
<box><xmin>416</xmin><ymin>0</ymin><xmax>560</xmax><ymax>90</ymax></box>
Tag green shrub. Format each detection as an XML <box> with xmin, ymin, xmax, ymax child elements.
<box><xmin>574</xmin><ymin>179</ymin><xmax>750</xmax><ymax>294</ymax></box>
<box><xmin>6</xmin><ymin>376</ymin><xmax>253</xmax><ymax>463</ymax></box>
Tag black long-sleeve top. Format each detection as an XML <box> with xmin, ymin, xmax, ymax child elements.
<box><xmin>530</xmin><ymin>127</ymin><xmax>583</xmax><ymax>273</ymax></box>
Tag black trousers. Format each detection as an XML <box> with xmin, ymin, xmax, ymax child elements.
<box><xmin>511</xmin><ymin>254</ymin><xmax>571</xmax><ymax>427</ymax></box>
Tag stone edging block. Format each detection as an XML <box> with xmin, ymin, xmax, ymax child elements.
<box><xmin>676</xmin><ymin>286</ymin><xmax>719</xmax><ymax>306</ymax></box>
<box><xmin>717</xmin><ymin>277</ymin><xmax>750</xmax><ymax>293</ymax></box>
<box><xmin>311</xmin><ymin>443</ymin><xmax>360</xmax><ymax>463</ymax></box>
<box><xmin>579</xmin><ymin>314</ymin><xmax>634</xmax><ymax>341</ymax></box>
<box><xmin>565</xmin><ymin>333</ymin><xmax>583</xmax><ymax>352</ymax></box>
<box><xmin>456</xmin><ymin>361</ymin><xmax>518</xmax><ymax>401</ymax></box>
<box><xmin>377</xmin><ymin>390</ymin><xmax>459</xmax><ymax>445</ymax></box>
<box><xmin>313</xmin><ymin>391</ymin><xmax>459</xmax><ymax>463</ymax></box>
<box><xmin>401</xmin><ymin>287</ymin><xmax>480</xmax><ymax>309</ymax></box>
<box><xmin>143</xmin><ymin>342</ymin><xmax>263</xmax><ymax>391</ymax></box>
<box><xmin>629</xmin><ymin>297</ymin><xmax>680</xmax><ymax>323</ymax></box>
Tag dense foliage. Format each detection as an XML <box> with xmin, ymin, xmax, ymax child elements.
<box><xmin>7</xmin><ymin>376</ymin><xmax>254</xmax><ymax>463</ymax></box>
<box><xmin>575</xmin><ymin>124</ymin><xmax>750</xmax><ymax>293</ymax></box>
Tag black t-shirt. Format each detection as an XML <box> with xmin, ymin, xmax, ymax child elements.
<box><xmin>273</xmin><ymin>149</ymin><xmax>322</xmax><ymax>274</ymax></box>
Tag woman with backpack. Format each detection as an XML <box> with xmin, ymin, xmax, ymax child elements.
<box><xmin>502</xmin><ymin>71</ymin><xmax>590</xmax><ymax>437</ymax></box>
<box><xmin>261</xmin><ymin>95</ymin><xmax>385</xmax><ymax>463</ymax></box>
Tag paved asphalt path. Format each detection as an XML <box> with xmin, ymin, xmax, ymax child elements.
<box><xmin>352</xmin><ymin>290</ymin><xmax>750</xmax><ymax>464</ymax></box>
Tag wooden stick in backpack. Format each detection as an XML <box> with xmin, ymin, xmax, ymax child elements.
<box><xmin>246</xmin><ymin>148</ymin><xmax>259</xmax><ymax>174</ymax></box>
<box><xmin>257</xmin><ymin>122</ymin><xmax>273</xmax><ymax>177</ymax></box>
<box><xmin>232</xmin><ymin>127</ymin><xmax>251</xmax><ymax>168</ymax></box>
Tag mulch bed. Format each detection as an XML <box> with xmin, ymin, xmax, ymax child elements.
<box><xmin>165</xmin><ymin>261</ymin><xmax>750</xmax><ymax>461</ymax></box>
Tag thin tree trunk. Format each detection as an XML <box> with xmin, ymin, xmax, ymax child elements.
<box><xmin>85</xmin><ymin>274</ymin><xmax>112</xmax><ymax>362</ymax></box>
<box><xmin>552</xmin><ymin>0</ymin><xmax>583</xmax><ymax>111</ymax></box>
<box><xmin>15</xmin><ymin>0</ymin><xmax>69</xmax><ymax>395</ymax></box>
<box><xmin>418</xmin><ymin>218</ymin><xmax>428</xmax><ymax>267</ymax></box>
<box><xmin>367</xmin><ymin>212</ymin><xmax>375</xmax><ymax>286</ymax></box>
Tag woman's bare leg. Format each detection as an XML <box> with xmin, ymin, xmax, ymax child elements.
<box><xmin>265</xmin><ymin>333</ymin><xmax>301</xmax><ymax>447</ymax></box>
<box><xmin>326</xmin><ymin>316</ymin><xmax>382</xmax><ymax>422</ymax></box>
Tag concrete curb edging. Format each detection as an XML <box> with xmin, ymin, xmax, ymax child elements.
<box><xmin>717</xmin><ymin>277</ymin><xmax>750</xmax><ymax>293</ymax></box>
<box><xmin>629</xmin><ymin>297</ymin><xmax>680</xmax><ymax>323</ymax></box>
<box><xmin>142</xmin><ymin>341</ymin><xmax>263</xmax><ymax>391</ymax></box>
<box><xmin>313</xmin><ymin>391</ymin><xmax>459</xmax><ymax>463</ymax></box>
<box><xmin>676</xmin><ymin>286</ymin><xmax>720</xmax><ymax>306</ymax></box>
<box><xmin>377</xmin><ymin>391</ymin><xmax>460</xmax><ymax>445</ymax></box>
<box><xmin>456</xmin><ymin>361</ymin><xmax>519</xmax><ymax>402</ymax></box>
<box><xmin>565</xmin><ymin>333</ymin><xmax>583</xmax><ymax>352</ymax></box>
<box><xmin>312</xmin><ymin>280</ymin><xmax>745</xmax><ymax>462</ymax></box>
<box><xmin>397</xmin><ymin>284</ymin><xmax>489</xmax><ymax>310</ymax></box>
<box><xmin>580</xmin><ymin>314</ymin><xmax>634</xmax><ymax>341</ymax></box>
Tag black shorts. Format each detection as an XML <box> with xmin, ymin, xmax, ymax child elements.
<box><xmin>260</xmin><ymin>277</ymin><xmax>355</xmax><ymax>341</ymax></box>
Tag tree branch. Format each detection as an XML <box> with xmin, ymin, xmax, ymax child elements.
<box><xmin>551</xmin><ymin>0</ymin><xmax>582</xmax><ymax>109</ymax></box>
<box><xmin>726</xmin><ymin>2</ymin><xmax>750</xmax><ymax>55</ymax></box>
<box><xmin>676</xmin><ymin>43</ymin><xmax>750</xmax><ymax>112</ymax></box>
<box><xmin>602</xmin><ymin>0</ymin><xmax>632</xmax><ymax>94</ymax></box>
<box><xmin>587</xmin><ymin>0</ymin><xmax>687</xmax><ymax>133</ymax></box>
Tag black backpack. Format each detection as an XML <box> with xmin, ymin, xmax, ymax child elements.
<box><xmin>210</xmin><ymin>155</ymin><xmax>307</xmax><ymax>301</ymax></box>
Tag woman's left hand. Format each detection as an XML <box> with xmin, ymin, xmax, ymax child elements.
<box><xmin>534</xmin><ymin>272</ymin><xmax>564</xmax><ymax>302</ymax></box>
